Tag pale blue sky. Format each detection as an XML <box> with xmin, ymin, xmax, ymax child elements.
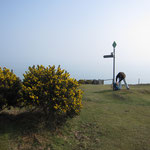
<box><xmin>0</xmin><ymin>0</ymin><xmax>150</xmax><ymax>84</ymax></box>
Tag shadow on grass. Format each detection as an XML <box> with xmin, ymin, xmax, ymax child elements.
<box><xmin>0</xmin><ymin>110</ymin><xmax>68</xmax><ymax>137</ymax></box>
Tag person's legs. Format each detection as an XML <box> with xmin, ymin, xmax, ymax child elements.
<box><xmin>119</xmin><ymin>81</ymin><xmax>122</xmax><ymax>89</ymax></box>
<box><xmin>123</xmin><ymin>79</ymin><xmax>129</xmax><ymax>89</ymax></box>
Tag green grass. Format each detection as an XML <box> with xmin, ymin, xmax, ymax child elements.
<box><xmin>1</xmin><ymin>84</ymin><xmax>150</xmax><ymax>150</ymax></box>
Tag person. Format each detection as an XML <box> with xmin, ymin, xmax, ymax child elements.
<box><xmin>116</xmin><ymin>72</ymin><xmax>129</xmax><ymax>90</ymax></box>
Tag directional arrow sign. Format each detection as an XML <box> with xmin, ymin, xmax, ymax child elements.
<box><xmin>103</xmin><ymin>54</ymin><xmax>113</xmax><ymax>58</ymax></box>
<box><xmin>112</xmin><ymin>41</ymin><xmax>117</xmax><ymax>48</ymax></box>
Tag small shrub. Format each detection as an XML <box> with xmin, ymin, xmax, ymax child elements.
<box><xmin>22</xmin><ymin>65</ymin><xmax>83</xmax><ymax>117</ymax></box>
<box><xmin>0</xmin><ymin>67</ymin><xmax>22</xmax><ymax>110</ymax></box>
<box><xmin>85</xmin><ymin>80</ymin><xmax>93</xmax><ymax>84</ymax></box>
<box><xmin>78</xmin><ymin>79</ymin><xmax>85</xmax><ymax>84</ymax></box>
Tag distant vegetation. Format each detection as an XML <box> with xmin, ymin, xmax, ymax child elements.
<box><xmin>78</xmin><ymin>79</ymin><xmax>104</xmax><ymax>85</ymax></box>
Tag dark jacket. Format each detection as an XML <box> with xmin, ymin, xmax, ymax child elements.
<box><xmin>116</xmin><ymin>72</ymin><xmax>126</xmax><ymax>82</ymax></box>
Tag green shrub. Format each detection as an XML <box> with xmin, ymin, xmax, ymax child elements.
<box><xmin>85</xmin><ymin>80</ymin><xmax>93</xmax><ymax>84</ymax></box>
<box><xmin>0</xmin><ymin>67</ymin><xmax>22</xmax><ymax>110</ymax></box>
<box><xmin>78</xmin><ymin>79</ymin><xmax>85</xmax><ymax>84</ymax></box>
<box><xmin>22</xmin><ymin>65</ymin><xmax>83</xmax><ymax>117</ymax></box>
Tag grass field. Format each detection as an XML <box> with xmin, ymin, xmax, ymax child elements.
<box><xmin>0</xmin><ymin>84</ymin><xmax>150</xmax><ymax>150</ymax></box>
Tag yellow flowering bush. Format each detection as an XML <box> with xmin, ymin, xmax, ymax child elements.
<box><xmin>0</xmin><ymin>67</ymin><xmax>22</xmax><ymax>110</ymax></box>
<box><xmin>22</xmin><ymin>65</ymin><xmax>83</xmax><ymax>116</ymax></box>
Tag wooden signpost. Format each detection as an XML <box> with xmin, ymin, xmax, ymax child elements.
<box><xmin>103</xmin><ymin>41</ymin><xmax>117</xmax><ymax>90</ymax></box>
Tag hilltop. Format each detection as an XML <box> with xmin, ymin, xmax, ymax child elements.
<box><xmin>0</xmin><ymin>84</ymin><xmax>150</xmax><ymax>150</ymax></box>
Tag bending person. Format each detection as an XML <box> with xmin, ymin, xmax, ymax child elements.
<box><xmin>116</xmin><ymin>72</ymin><xmax>129</xmax><ymax>90</ymax></box>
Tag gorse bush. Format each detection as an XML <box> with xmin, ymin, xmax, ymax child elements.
<box><xmin>0</xmin><ymin>67</ymin><xmax>22</xmax><ymax>110</ymax></box>
<box><xmin>0</xmin><ymin>65</ymin><xmax>83</xmax><ymax>119</ymax></box>
<box><xmin>22</xmin><ymin>65</ymin><xmax>83</xmax><ymax>116</ymax></box>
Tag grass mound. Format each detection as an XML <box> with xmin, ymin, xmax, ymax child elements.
<box><xmin>1</xmin><ymin>84</ymin><xmax>150</xmax><ymax>150</ymax></box>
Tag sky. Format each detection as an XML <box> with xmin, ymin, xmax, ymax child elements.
<box><xmin>0</xmin><ymin>0</ymin><xmax>150</xmax><ymax>84</ymax></box>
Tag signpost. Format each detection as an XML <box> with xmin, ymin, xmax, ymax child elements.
<box><xmin>103</xmin><ymin>41</ymin><xmax>117</xmax><ymax>90</ymax></box>
<box><xmin>103</xmin><ymin>53</ymin><xmax>113</xmax><ymax>58</ymax></box>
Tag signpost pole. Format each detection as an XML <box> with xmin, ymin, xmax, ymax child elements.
<box><xmin>112</xmin><ymin>41</ymin><xmax>117</xmax><ymax>91</ymax></box>
<box><xmin>113</xmin><ymin>47</ymin><xmax>115</xmax><ymax>90</ymax></box>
